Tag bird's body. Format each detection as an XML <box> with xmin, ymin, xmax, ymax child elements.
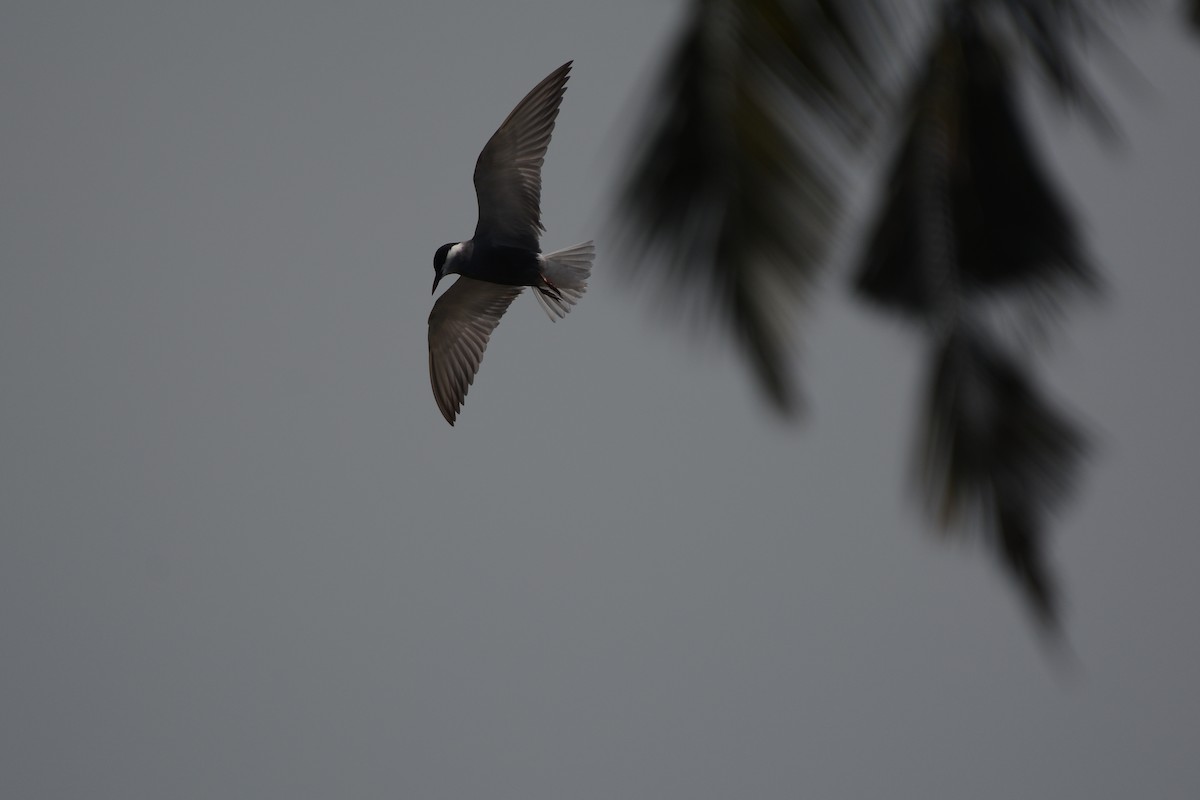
<box><xmin>428</xmin><ymin>60</ymin><xmax>593</xmax><ymax>425</ymax></box>
<box><xmin>440</xmin><ymin>241</ymin><xmax>542</xmax><ymax>287</ymax></box>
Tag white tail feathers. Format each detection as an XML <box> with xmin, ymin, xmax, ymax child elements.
<box><xmin>534</xmin><ymin>241</ymin><xmax>594</xmax><ymax>321</ymax></box>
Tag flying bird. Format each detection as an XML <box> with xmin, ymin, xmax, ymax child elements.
<box><xmin>428</xmin><ymin>61</ymin><xmax>594</xmax><ymax>425</ymax></box>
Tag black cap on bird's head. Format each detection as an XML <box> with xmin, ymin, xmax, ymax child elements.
<box><xmin>432</xmin><ymin>243</ymin><xmax>454</xmax><ymax>293</ymax></box>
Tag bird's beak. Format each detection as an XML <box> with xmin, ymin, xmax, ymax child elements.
<box><xmin>432</xmin><ymin>272</ymin><xmax>442</xmax><ymax>295</ymax></box>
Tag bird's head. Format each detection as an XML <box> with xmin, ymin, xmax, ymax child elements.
<box><xmin>432</xmin><ymin>242</ymin><xmax>455</xmax><ymax>293</ymax></box>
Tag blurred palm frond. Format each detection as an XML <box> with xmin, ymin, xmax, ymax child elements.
<box><xmin>921</xmin><ymin>326</ymin><xmax>1088</xmax><ymax>629</ymax></box>
<box><xmin>855</xmin><ymin>11</ymin><xmax>1099</xmax><ymax>320</ymax></box>
<box><xmin>854</xmin><ymin>6</ymin><xmax>1102</xmax><ymax>631</ymax></box>
<box><xmin>613</xmin><ymin>0</ymin><xmax>1188</xmax><ymax>634</ymax></box>
<box><xmin>616</xmin><ymin>0</ymin><xmax>890</xmax><ymax>412</ymax></box>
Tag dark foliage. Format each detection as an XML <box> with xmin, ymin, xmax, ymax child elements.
<box><xmin>921</xmin><ymin>327</ymin><xmax>1088</xmax><ymax>629</ymax></box>
<box><xmin>615</xmin><ymin>0</ymin><xmax>1191</xmax><ymax>634</ymax></box>
<box><xmin>616</xmin><ymin>0</ymin><xmax>887</xmax><ymax>412</ymax></box>
<box><xmin>856</xmin><ymin>16</ymin><xmax>1098</xmax><ymax>318</ymax></box>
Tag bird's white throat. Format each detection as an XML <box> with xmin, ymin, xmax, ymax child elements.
<box><xmin>446</xmin><ymin>242</ymin><xmax>468</xmax><ymax>270</ymax></box>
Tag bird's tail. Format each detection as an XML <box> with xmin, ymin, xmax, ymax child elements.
<box><xmin>534</xmin><ymin>241</ymin><xmax>594</xmax><ymax>320</ymax></box>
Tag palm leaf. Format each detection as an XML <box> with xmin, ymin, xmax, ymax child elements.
<box><xmin>920</xmin><ymin>325</ymin><xmax>1088</xmax><ymax>629</ymax></box>
<box><xmin>853</xmin><ymin>6</ymin><xmax>1102</xmax><ymax>630</ymax></box>
<box><xmin>614</xmin><ymin>0</ymin><xmax>1158</xmax><ymax>635</ymax></box>
<box><xmin>855</xmin><ymin>13</ymin><xmax>1099</xmax><ymax>319</ymax></box>
<box><xmin>616</xmin><ymin>0</ymin><xmax>888</xmax><ymax>412</ymax></box>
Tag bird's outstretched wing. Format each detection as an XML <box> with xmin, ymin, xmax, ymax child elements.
<box><xmin>428</xmin><ymin>277</ymin><xmax>525</xmax><ymax>425</ymax></box>
<box><xmin>473</xmin><ymin>61</ymin><xmax>572</xmax><ymax>250</ymax></box>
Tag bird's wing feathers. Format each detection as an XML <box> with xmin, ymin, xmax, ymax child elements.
<box><xmin>473</xmin><ymin>61</ymin><xmax>572</xmax><ymax>249</ymax></box>
<box><xmin>428</xmin><ymin>277</ymin><xmax>525</xmax><ymax>425</ymax></box>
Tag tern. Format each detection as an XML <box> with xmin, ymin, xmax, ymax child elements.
<box><xmin>428</xmin><ymin>61</ymin><xmax>594</xmax><ymax>425</ymax></box>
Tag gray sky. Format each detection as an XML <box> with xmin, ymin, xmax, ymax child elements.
<box><xmin>3</xmin><ymin>2</ymin><xmax>1199</xmax><ymax>798</ymax></box>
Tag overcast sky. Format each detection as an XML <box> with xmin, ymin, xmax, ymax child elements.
<box><xmin>3</xmin><ymin>2</ymin><xmax>1199</xmax><ymax>798</ymax></box>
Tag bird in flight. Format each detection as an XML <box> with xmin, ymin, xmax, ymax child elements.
<box><xmin>428</xmin><ymin>61</ymin><xmax>594</xmax><ymax>425</ymax></box>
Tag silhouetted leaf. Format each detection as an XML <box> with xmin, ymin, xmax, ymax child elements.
<box><xmin>617</xmin><ymin>0</ymin><xmax>888</xmax><ymax>412</ymax></box>
<box><xmin>614</xmin><ymin>0</ymin><xmax>1155</xmax><ymax>637</ymax></box>
<box><xmin>920</xmin><ymin>325</ymin><xmax>1088</xmax><ymax>629</ymax></box>
<box><xmin>856</xmin><ymin>14</ymin><xmax>1099</xmax><ymax>319</ymax></box>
